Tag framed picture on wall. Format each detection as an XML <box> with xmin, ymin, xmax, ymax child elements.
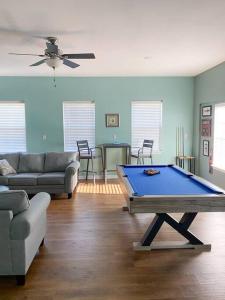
<box><xmin>203</xmin><ymin>140</ymin><xmax>209</xmax><ymax>156</ymax></box>
<box><xmin>201</xmin><ymin>119</ymin><xmax>211</xmax><ymax>137</ymax></box>
<box><xmin>105</xmin><ymin>113</ymin><xmax>120</xmax><ymax>127</ymax></box>
<box><xmin>202</xmin><ymin>105</ymin><xmax>212</xmax><ymax>117</ymax></box>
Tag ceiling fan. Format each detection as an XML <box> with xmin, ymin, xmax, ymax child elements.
<box><xmin>8</xmin><ymin>36</ymin><xmax>95</xmax><ymax>69</ymax></box>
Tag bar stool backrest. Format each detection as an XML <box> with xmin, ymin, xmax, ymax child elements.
<box><xmin>77</xmin><ymin>140</ymin><xmax>90</xmax><ymax>157</ymax></box>
<box><xmin>142</xmin><ymin>139</ymin><xmax>154</xmax><ymax>156</ymax></box>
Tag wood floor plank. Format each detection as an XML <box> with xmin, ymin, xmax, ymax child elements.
<box><xmin>1</xmin><ymin>180</ymin><xmax>225</xmax><ymax>299</ymax></box>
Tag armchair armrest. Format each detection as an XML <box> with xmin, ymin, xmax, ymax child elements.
<box><xmin>10</xmin><ymin>192</ymin><xmax>51</xmax><ymax>240</ymax></box>
<box><xmin>0</xmin><ymin>211</ymin><xmax>13</xmax><ymax>237</ymax></box>
<box><xmin>65</xmin><ymin>161</ymin><xmax>80</xmax><ymax>176</ymax></box>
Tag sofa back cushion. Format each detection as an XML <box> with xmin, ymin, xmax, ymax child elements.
<box><xmin>44</xmin><ymin>152</ymin><xmax>76</xmax><ymax>172</ymax></box>
<box><xmin>0</xmin><ymin>190</ymin><xmax>30</xmax><ymax>216</ymax></box>
<box><xmin>18</xmin><ymin>153</ymin><xmax>45</xmax><ymax>173</ymax></box>
<box><xmin>0</xmin><ymin>153</ymin><xmax>20</xmax><ymax>171</ymax></box>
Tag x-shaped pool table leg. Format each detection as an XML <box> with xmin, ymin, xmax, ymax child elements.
<box><xmin>134</xmin><ymin>212</ymin><xmax>211</xmax><ymax>251</ymax></box>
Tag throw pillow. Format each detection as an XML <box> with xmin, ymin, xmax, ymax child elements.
<box><xmin>0</xmin><ymin>159</ymin><xmax>17</xmax><ymax>176</ymax></box>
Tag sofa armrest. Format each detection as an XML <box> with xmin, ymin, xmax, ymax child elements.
<box><xmin>64</xmin><ymin>161</ymin><xmax>80</xmax><ymax>194</ymax></box>
<box><xmin>65</xmin><ymin>161</ymin><xmax>80</xmax><ymax>176</ymax></box>
<box><xmin>10</xmin><ymin>192</ymin><xmax>51</xmax><ymax>240</ymax></box>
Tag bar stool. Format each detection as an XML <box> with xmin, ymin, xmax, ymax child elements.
<box><xmin>131</xmin><ymin>139</ymin><xmax>154</xmax><ymax>164</ymax></box>
<box><xmin>77</xmin><ymin>140</ymin><xmax>103</xmax><ymax>183</ymax></box>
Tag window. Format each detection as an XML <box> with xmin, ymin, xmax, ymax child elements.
<box><xmin>63</xmin><ymin>101</ymin><xmax>95</xmax><ymax>151</ymax></box>
<box><xmin>0</xmin><ymin>102</ymin><xmax>26</xmax><ymax>152</ymax></box>
<box><xmin>131</xmin><ymin>101</ymin><xmax>162</xmax><ymax>153</ymax></box>
<box><xmin>213</xmin><ymin>103</ymin><xmax>225</xmax><ymax>171</ymax></box>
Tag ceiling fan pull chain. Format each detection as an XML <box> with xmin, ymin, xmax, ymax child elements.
<box><xmin>53</xmin><ymin>67</ymin><xmax>56</xmax><ymax>88</ymax></box>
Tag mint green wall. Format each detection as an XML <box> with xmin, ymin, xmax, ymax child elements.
<box><xmin>0</xmin><ymin>76</ymin><xmax>194</xmax><ymax>165</ymax></box>
<box><xmin>194</xmin><ymin>62</ymin><xmax>225</xmax><ymax>188</ymax></box>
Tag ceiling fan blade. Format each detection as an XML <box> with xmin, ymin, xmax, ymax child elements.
<box><xmin>63</xmin><ymin>58</ymin><xmax>80</xmax><ymax>68</ymax></box>
<box><xmin>9</xmin><ymin>52</ymin><xmax>45</xmax><ymax>57</ymax></box>
<box><xmin>30</xmin><ymin>59</ymin><xmax>46</xmax><ymax>66</ymax></box>
<box><xmin>62</xmin><ymin>53</ymin><xmax>95</xmax><ymax>59</ymax></box>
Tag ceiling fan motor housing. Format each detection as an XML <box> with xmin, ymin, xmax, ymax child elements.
<box><xmin>47</xmin><ymin>37</ymin><xmax>57</xmax><ymax>44</ymax></box>
<box><xmin>45</xmin><ymin>43</ymin><xmax>60</xmax><ymax>55</ymax></box>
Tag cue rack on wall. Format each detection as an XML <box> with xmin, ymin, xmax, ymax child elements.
<box><xmin>175</xmin><ymin>126</ymin><xmax>196</xmax><ymax>174</ymax></box>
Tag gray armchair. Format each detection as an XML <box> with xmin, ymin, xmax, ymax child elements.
<box><xmin>0</xmin><ymin>190</ymin><xmax>50</xmax><ymax>285</ymax></box>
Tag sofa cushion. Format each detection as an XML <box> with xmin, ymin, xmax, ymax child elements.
<box><xmin>7</xmin><ymin>173</ymin><xmax>41</xmax><ymax>186</ymax></box>
<box><xmin>0</xmin><ymin>176</ymin><xmax>8</xmax><ymax>185</ymax></box>
<box><xmin>0</xmin><ymin>159</ymin><xmax>17</xmax><ymax>176</ymax></box>
<box><xmin>44</xmin><ymin>152</ymin><xmax>77</xmax><ymax>172</ymax></box>
<box><xmin>0</xmin><ymin>153</ymin><xmax>20</xmax><ymax>171</ymax></box>
<box><xmin>18</xmin><ymin>153</ymin><xmax>45</xmax><ymax>173</ymax></box>
<box><xmin>37</xmin><ymin>172</ymin><xmax>65</xmax><ymax>185</ymax></box>
<box><xmin>0</xmin><ymin>190</ymin><xmax>30</xmax><ymax>216</ymax></box>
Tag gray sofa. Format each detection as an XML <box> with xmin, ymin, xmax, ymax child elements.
<box><xmin>0</xmin><ymin>190</ymin><xmax>50</xmax><ymax>285</ymax></box>
<box><xmin>0</xmin><ymin>152</ymin><xmax>80</xmax><ymax>199</ymax></box>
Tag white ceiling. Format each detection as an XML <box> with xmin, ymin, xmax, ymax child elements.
<box><xmin>0</xmin><ymin>0</ymin><xmax>225</xmax><ymax>76</ymax></box>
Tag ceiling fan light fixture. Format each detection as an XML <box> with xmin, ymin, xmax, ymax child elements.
<box><xmin>46</xmin><ymin>57</ymin><xmax>62</xmax><ymax>68</ymax></box>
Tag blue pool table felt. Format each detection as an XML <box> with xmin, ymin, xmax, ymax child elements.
<box><xmin>122</xmin><ymin>165</ymin><xmax>221</xmax><ymax>196</ymax></box>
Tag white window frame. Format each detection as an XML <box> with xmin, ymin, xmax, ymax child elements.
<box><xmin>131</xmin><ymin>101</ymin><xmax>162</xmax><ymax>154</ymax></box>
<box><xmin>213</xmin><ymin>102</ymin><xmax>225</xmax><ymax>172</ymax></box>
<box><xmin>63</xmin><ymin>101</ymin><xmax>95</xmax><ymax>151</ymax></box>
<box><xmin>0</xmin><ymin>101</ymin><xmax>26</xmax><ymax>153</ymax></box>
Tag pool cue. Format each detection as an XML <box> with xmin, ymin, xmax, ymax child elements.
<box><xmin>181</xmin><ymin>126</ymin><xmax>183</xmax><ymax>156</ymax></box>
<box><xmin>179</xmin><ymin>126</ymin><xmax>181</xmax><ymax>156</ymax></box>
<box><xmin>180</xmin><ymin>126</ymin><xmax>182</xmax><ymax>167</ymax></box>
<box><xmin>178</xmin><ymin>126</ymin><xmax>180</xmax><ymax>165</ymax></box>
<box><xmin>176</xmin><ymin>127</ymin><xmax>178</xmax><ymax>157</ymax></box>
<box><xmin>176</xmin><ymin>127</ymin><xmax>178</xmax><ymax>165</ymax></box>
<box><xmin>177</xmin><ymin>126</ymin><xmax>180</xmax><ymax>156</ymax></box>
<box><xmin>182</xmin><ymin>127</ymin><xmax>184</xmax><ymax>157</ymax></box>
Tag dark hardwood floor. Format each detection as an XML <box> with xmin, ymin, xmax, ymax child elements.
<box><xmin>1</xmin><ymin>180</ymin><xmax>225</xmax><ymax>299</ymax></box>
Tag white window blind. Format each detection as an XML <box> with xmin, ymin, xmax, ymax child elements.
<box><xmin>213</xmin><ymin>103</ymin><xmax>225</xmax><ymax>171</ymax></box>
<box><xmin>131</xmin><ymin>101</ymin><xmax>162</xmax><ymax>153</ymax></box>
<box><xmin>63</xmin><ymin>101</ymin><xmax>95</xmax><ymax>151</ymax></box>
<box><xmin>0</xmin><ymin>102</ymin><xmax>26</xmax><ymax>152</ymax></box>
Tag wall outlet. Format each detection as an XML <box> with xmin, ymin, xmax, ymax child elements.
<box><xmin>42</xmin><ymin>134</ymin><xmax>47</xmax><ymax>141</ymax></box>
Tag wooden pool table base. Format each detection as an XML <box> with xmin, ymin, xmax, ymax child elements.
<box><xmin>134</xmin><ymin>212</ymin><xmax>211</xmax><ymax>251</ymax></box>
<box><xmin>133</xmin><ymin>241</ymin><xmax>211</xmax><ymax>251</ymax></box>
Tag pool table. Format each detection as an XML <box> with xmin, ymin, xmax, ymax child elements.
<box><xmin>117</xmin><ymin>164</ymin><xmax>225</xmax><ymax>251</ymax></box>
